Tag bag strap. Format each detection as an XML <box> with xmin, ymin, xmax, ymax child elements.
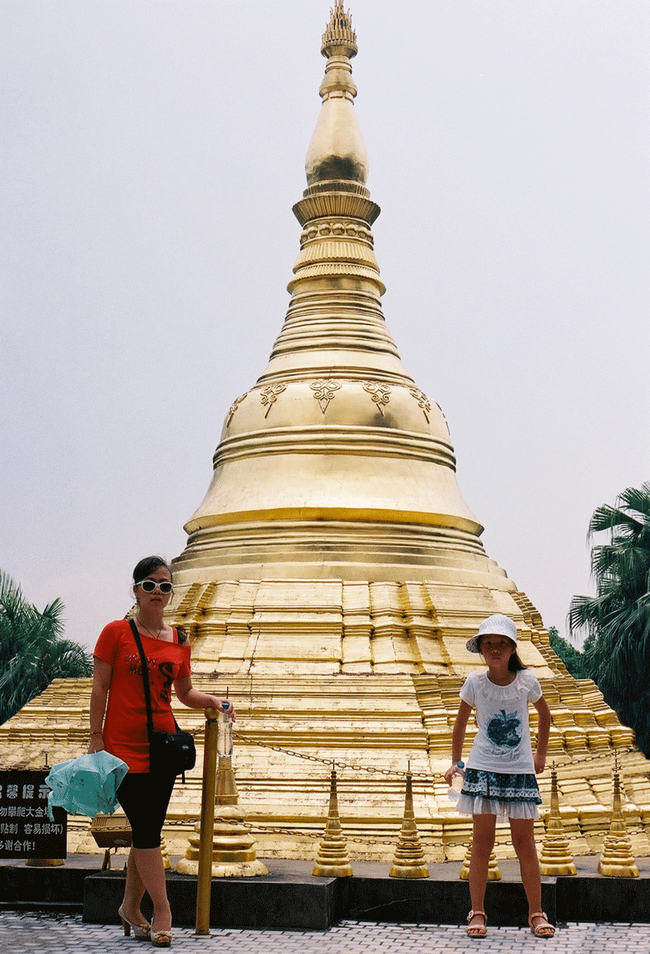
<box><xmin>128</xmin><ymin>619</ymin><xmax>156</xmax><ymax>766</ymax></box>
<box><xmin>128</xmin><ymin>619</ymin><xmax>183</xmax><ymax>777</ymax></box>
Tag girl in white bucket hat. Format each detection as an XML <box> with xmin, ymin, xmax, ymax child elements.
<box><xmin>444</xmin><ymin>614</ymin><xmax>553</xmax><ymax>939</ymax></box>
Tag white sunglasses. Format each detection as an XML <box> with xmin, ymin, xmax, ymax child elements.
<box><xmin>135</xmin><ymin>579</ymin><xmax>174</xmax><ymax>594</ymax></box>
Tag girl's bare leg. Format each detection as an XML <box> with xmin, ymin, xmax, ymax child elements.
<box><xmin>509</xmin><ymin>817</ymin><xmax>542</xmax><ymax>914</ymax></box>
<box><xmin>468</xmin><ymin>814</ymin><xmax>496</xmax><ymax>931</ymax></box>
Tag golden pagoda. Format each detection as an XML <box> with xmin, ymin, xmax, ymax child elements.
<box><xmin>2</xmin><ymin>3</ymin><xmax>650</xmax><ymax>863</ymax></box>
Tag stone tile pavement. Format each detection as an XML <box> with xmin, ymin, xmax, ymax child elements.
<box><xmin>2</xmin><ymin>912</ymin><xmax>650</xmax><ymax>953</ymax></box>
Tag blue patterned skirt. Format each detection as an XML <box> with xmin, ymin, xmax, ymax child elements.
<box><xmin>455</xmin><ymin>768</ymin><xmax>541</xmax><ymax>820</ymax></box>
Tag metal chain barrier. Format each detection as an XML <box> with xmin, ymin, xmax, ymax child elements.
<box><xmin>232</xmin><ymin>730</ymin><xmax>434</xmax><ymax>779</ymax></box>
<box><xmin>232</xmin><ymin>730</ymin><xmax>638</xmax><ymax>780</ymax></box>
<box><xmin>14</xmin><ymin>739</ymin><xmax>639</xmax><ymax>783</ymax></box>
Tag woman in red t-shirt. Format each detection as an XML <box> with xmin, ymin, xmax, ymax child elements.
<box><xmin>88</xmin><ymin>556</ymin><xmax>234</xmax><ymax>947</ymax></box>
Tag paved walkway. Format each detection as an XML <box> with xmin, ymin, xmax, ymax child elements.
<box><xmin>2</xmin><ymin>912</ymin><xmax>650</xmax><ymax>953</ymax></box>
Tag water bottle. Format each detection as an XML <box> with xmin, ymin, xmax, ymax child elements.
<box><xmin>217</xmin><ymin>702</ymin><xmax>233</xmax><ymax>758</ymax></box>
<box><xmin>448</xmin><ymin>760</ymin><xmax>465</xmax><ymax>803</ymax></box>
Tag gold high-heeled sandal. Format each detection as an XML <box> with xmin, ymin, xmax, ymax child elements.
<box><xmin>150</xmin><ymin>918</ymin><xmax>172</xmax><ymax>948</ymax></box>
<box><xmin>118</xmin><ymin>905</ymin><xmax>151</xmax><ymax>941</ymax></box>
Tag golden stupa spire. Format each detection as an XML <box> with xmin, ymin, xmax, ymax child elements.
<box><xmin>305</xmin><ymin>2</ymin><xmax>366</xmax><ymax>187</ymax></box>
<box><xmin>175</xmin><ymin>2</ymin><xmax>499</xmax><ymax>589</ymax></box>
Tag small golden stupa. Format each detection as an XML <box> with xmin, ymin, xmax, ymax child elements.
<box><xmin>2</xmin><ymin>3</ymin><xmax>650</xmax><ymax>863</ymax></box>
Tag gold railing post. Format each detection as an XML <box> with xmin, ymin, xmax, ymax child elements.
<box><xmin>177</xmin><ymin>705</ymin><xmax>267</xmax><ymax>882</ymax></box>
<box><xmin>195</xmin><ymin>706</ymin><xmax>219</xmax><ymax>935</ymax></box>
<box><xmin>389</xmin><ymin>768</ymin><xmax>429</xmax><ymax>878</ymax></box>
<box><xmin>312</xmin><ymin>764</ymin><xmax>353</xmax><ymax>877</ymax></box>
<box><xmin>598</xmin><ymin>750</ymin><xmax>639</xmax><ymax>878</ymax></box>
<box><xmin>539</xmin><ymin>762</ymin><xmax>576</xmax><ymax>876</ymax></box>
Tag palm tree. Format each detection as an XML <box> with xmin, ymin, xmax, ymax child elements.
<box><xmin>548</xmin><ymin>626</ymin><xmax>593</xmax><ymax>680</ymax></box>
<box><xmin>0</xmin><ymin>571</ymin><xmax>93</xmax><ymax>724</ymax></box>
<box><xmin>569</xmin><ymin>482</ymin><xmax>650</xmax><ymax>755</ymax></box>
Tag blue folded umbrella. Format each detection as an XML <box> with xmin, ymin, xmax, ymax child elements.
<box><xmin>45</xmin><ymin>751</ymin><xmax>129</xmax><ymax>820</ymax></box>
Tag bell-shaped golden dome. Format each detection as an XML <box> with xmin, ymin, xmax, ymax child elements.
<box><xmin>173</xmin><ymin>1</ymin><xmax>512</xmax><ymax>596</ymax></box>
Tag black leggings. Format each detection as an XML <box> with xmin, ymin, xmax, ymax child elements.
<box><xmin>117</xmin><ymin>772</ymin><xmax>176</xmax><ymax>849</ymax></box>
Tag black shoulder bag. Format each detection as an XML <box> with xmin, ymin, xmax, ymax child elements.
<box><xmin>128</xmin><ymin>618</ymin><xmax>196</xmax><ymax>779</ymax></box>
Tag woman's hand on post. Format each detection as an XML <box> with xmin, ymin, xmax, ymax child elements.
<box><xmin>209</xmin><ymin>697</ymin><xmax>236</xmax><ymax>722</ymax></box>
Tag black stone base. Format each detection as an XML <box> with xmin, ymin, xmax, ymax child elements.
<box><xmin>2</xmin><ymin>855</ymin><xmax>650</xmax><ymax>929</ymax></box>
<box><xmin>80</xmin><ymin>856</ymin><xmax>650</xmax><ymax>929</ymax></box>
<box><xmin>82</xmin><ymin>866</ymin><xmax>341</xmax><ymax>931</ymax></box>
<box><xmin>556</xmin><ymin>859</ymin><xmax>650</xmax><ymax>923</ymax></box>
<box><xmin>0</xmin><ymin>858</ymin><xmax>91</xmax><ymax>913</ymax></box>
<box><xmin>345</xmin><ymin>865</ymin><xmax>556</xmax><ymax>927</ymax></box>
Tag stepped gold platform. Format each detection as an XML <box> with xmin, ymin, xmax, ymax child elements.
<box><xmin>2</xmin><ymin>588</ymin><xmax>648</xmax><ymax>862</ymax></box>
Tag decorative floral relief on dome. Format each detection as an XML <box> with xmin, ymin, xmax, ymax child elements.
<box><xmin>362</xmin><ymin>381</ymin><xmax>391</xmax><ymax>416</ymax></box>
<box><xmin>226</xmin><ymin>391</ymin><xmax>249</xmax><ymax>427</ymax></box>
<box><xmin>408</xmin><ymin>388</ymin><xmax>431</xmax><ymax>423</ymax></box>
<box><xmin>260</xmin><ymin>383</ymin><xmax>287</xmax><ymax>417</ymax></box>
<box><xmin>310</xmin><ymin>380</ymin><xmax>341</xmax><ymax>414</ymax></box>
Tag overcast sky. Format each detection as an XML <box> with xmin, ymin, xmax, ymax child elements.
<box><xmin>2</xmin><ymin>1</ymin><xmax>648</xmax><ymax>652</ymax></box>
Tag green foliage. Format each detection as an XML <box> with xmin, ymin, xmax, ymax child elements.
<box><xmin>569</xmin><ymin>482</ymin><xmax>650</xmax><ymax>756</ymax></box>
<box><xmin>0</xmin><ymin>570</ymin><xmax>92</xmax><ymax>724</ymax></box>
<box><xmin>548</xmin><ymin>626</ymin><xmax>594</xmax><ymax>679</ymax></box>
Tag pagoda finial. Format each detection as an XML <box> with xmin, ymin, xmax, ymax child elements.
<box><xmin>305</xmin><ymin>2</ymin><xmax>367</xmax><ymax>186</ymax></box>
<box><xmin>322</xmin><ymin>1</ymin><xmax>357</xmax><ymax>60</ymax></box>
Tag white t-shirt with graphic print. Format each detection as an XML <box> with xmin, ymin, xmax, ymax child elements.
<box><xmin>460</xmin><ymin>669</ymin><xmax>542</xmax><ymax>775</ymax></box>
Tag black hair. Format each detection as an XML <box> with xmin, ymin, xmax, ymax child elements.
<box><xmin>508</xmin><ymin>650</ymin><xmax>527</xmax><ymax>672</ymax></box>
<box><xmin>132</xmin><ymin>556</ymin><xmax>172</xmax><ymax>584</ymax></box>
<box><xmin>477</xmin><ymin>634</ymin><xmax>527</xmax><ymax>672</ymax></box>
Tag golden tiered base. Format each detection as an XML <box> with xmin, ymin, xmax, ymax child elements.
<box><xmin>1</xmin><ymin>585</ymin><xmax>649</xmax><ymax>863</ymax></box>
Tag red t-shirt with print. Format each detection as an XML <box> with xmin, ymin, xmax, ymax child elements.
<box><xmin>94</xmin><ymin>619</ymin><xmax>192</xmax><ymax>772</ymax></box>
